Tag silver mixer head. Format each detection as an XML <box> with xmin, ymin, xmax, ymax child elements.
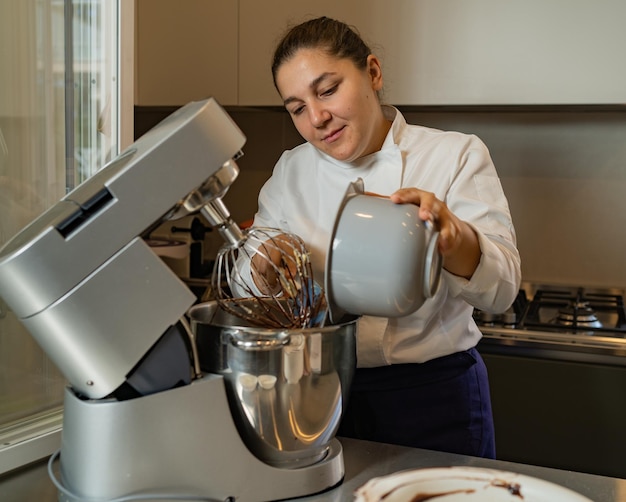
<box><xmin>0</xmin><ymin>99</ymin><xmax>246</xmax><ymax>399</ymax></box>
<box><xmin>167</xmin><ymin>158</ymin><xmax>247</xmax><ymax>248</ymax></box>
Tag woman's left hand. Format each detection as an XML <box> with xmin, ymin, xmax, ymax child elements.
<box><xmin>389</xmin><ymin>188</ymin><xmax>481</xmax><ymax>279</ymax></box>
<box><xmin>250</xmin><ymin>233</ymin><xmax>299</xmax><ymax>296</ymax></box>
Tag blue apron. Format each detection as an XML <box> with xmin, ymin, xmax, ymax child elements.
<box><xmin>338</xmin><ymin>347</ymin><xmax>496</xmax><ymax>459</ymax></box>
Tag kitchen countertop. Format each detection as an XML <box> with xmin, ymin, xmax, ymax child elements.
<box><xmin>1</xmin><ymin>437</ymin><xmax>624</xmax><ymax>501</ymax></box>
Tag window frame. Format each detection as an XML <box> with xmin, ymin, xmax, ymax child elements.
<box><xmin>0</xmin><ymin>0</ymin><xmax>134</xmax><ymax>475</ymax></box>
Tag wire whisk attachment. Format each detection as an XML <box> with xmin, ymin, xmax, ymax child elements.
<box><xmin>173</xmin><ymin>162</ymin><xmax>327</xmax><ymax>329</ymax></box>
<box><xmin>211</xmin><ymin>227</ymin><xmax>327</xmax><ymax>329</ymax></box>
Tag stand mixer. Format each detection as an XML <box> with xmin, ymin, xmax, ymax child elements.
<box><xmin>0</xmin><ymin>99</ymin><xmax>355</xmax><ymax>501</ymax></box>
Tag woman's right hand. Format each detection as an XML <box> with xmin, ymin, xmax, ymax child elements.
<box><xmin>390</xmin><ymin>187</ymin><xmax>481</xmax><ymax>280</ymax></box>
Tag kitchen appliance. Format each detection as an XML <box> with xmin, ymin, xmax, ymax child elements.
<box><xmin>149</xmin><ymin>215</ymin><xmax>215</xmax><ymax>280</ymax></box>
<box><xmin>474</xmin><ymin>282</ymin><xmax>626</xmax><ymax>478</ymax></box>
<box><xmin>0</xmin><ymin>99</ymin><xmax>349</xmax><ymax>501</ymax></box>
<box><xmin>188</xmin><ymin>300</ymin><xmax>356</xmax><ymax>469</ymax></box>
<box><xmin>147</xmin><ymin>238</ymin><xmax>191</xmax><ymax>277</ymax></box>
<box><xmin>212</xmin><ymin>224</ymin><xmax>325</xmax><ymax>329</ymax></box>
<box><xmin>475</xmin><ymin>282</ymin><xmax>626</xmax><ymax>362</ymax></box>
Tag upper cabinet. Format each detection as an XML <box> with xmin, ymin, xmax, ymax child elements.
<box><xmin>135</xmin><ymin>0</ymin><xmax>238</xmax><ymax>106</ymax></box>
<box><xmin>239</xmin><ymin>0</ymin><xmax>626</xmax><ymax>106</ymax></box>
<box><xmin>137</xmin><ymin>0</ymin><xmax>626</xmax><ymax>106</ymax></box>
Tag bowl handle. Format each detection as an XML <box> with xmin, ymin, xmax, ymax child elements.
<box><xmin>423</xmin><ymin>231</ymin><xmax>442</xmax><ymax>299</ymax></box>
<box><xmin>227</xmin><ymin>328</ymin><xmax>290</xmax><ymax>351</ymax></box>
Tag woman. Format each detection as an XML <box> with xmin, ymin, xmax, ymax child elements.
<box><xmin>250</xmin><ymin>16</ymin><xmax>521</xmax><ymax>458</ymax></box>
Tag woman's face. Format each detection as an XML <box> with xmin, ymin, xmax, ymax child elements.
<box><xmin>275</xmin><ymin>48</ymin><xmax>388</xmax><ymax>162</ymax></box>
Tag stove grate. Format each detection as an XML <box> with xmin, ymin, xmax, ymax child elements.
<box><xmin>520</xmin><ymin>287</ymin><xmax>626</xmax><ymax>335</ymax></box>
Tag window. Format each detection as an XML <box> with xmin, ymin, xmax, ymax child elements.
<box><xmin>0</xmin><ymin>0</ymin><xmax>133</xmax><ymax>474</ymax></box>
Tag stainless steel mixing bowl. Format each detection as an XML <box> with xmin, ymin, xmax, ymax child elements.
<box><xmin>188</xmin><ymin>300</ymin><xmax>357</xmax><ymax>469</ymax></box>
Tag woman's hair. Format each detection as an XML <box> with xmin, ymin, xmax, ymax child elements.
<box><xmin>271</xmin><ymin>16</ymin><xmax>372</xmax><ymax>89</ymax></box>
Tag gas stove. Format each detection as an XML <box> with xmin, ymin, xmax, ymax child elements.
<box><xmin>475</xmin><ymin>283</ymin><xmax>626</xmax><ymax>336</ymax></box>
<box><xmin>475</xmin><ymin>283</ymin><xmax>626</xmax><ymax>361</ymax></box>
<box><xmin>476</xmin><ymin>285</ymin><xmax>626</xmax><ymax>478</ymax></box>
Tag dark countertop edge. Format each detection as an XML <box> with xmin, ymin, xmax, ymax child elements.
<box><xmin>477</xmin><ymin>333</ymin><xmax>626</xmax><ymax>367</ymax></box>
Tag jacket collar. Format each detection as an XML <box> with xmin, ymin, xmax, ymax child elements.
<box><xmin>313</xmin><ymin>106</ymin><xmax>405</xmax><ymax>195</ymax></box>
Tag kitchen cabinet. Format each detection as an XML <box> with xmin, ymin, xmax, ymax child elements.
<box><xmin>478</xmin><ymin>343</ymin><xmax>626</xmax><ymax>480</ymax></box>
<box><xmin>135</xmin><ymin>0</ymin><xmax>238</xmax><ymax>106</ymax></box>
<box><xmin>136</xmin><ymin>1</ymin><xmax>626</xmax><ymax>106</ymax></box>
<box><xmin>239</xmin><ymin>0</ymin><xmax>626</xmax><ymax>105</ymax></box>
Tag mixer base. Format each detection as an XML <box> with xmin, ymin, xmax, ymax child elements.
<box><xmin>55</xmin><ymin>374</ymin><xmax>344</xmax><ymax>502</ymax></box>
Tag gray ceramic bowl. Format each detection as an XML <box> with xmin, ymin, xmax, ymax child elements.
<box><xmin>326</xmin><ymin>179</ymin><xmax>442</xmax><ymax>320</ymax></box>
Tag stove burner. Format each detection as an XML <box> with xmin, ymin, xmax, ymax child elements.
<box><xmin>523</xmin><ymin>287</ymin><xmax>626</xmax><ymax>336</ymax></box>
<box><xmin>473</xmin><ymin>291</ymin><xmax>525</xmax><ymax>327</ymax></box>
<box><xmin>555</xmin><ymin>301</ymin><xmax>603</xmax><ymax>329</ymax></box>
<box><xmin>474</xmin><ymin>285</ymin><xmax>626</xmax><ymax>337</ymax></box>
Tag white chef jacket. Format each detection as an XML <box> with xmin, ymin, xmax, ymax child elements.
<box><xmin>252</xmin><ymin>106</ymin><xmax>521</xmax><ymax>367</ymax></box>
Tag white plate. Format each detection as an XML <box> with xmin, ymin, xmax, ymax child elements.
<box><xmin>354</xmin><ymin>466</ymin><xmax>593</xmax><ymax>501</ymax></box>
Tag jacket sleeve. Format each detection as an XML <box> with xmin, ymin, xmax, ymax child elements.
<box><xmin>252</xmin><ymin>152</ymin><xmax>288</xmax><ymax>229</ymax></box>
<box><xmin>442</xmin><ymin>135</ymin><xmax>522</xmax><ymax>314</ymax></box>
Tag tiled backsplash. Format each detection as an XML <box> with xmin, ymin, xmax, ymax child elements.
<box><xmin>137</xmin><ymin>106</ymin><xmax>626</xmax><ymax>289</ymax></box>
